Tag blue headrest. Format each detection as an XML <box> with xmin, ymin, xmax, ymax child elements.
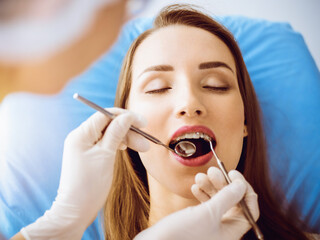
<box><xmin>0</xmin><ymin>16</ymin><xmax>319</xmax><ymax>239</ymax></box>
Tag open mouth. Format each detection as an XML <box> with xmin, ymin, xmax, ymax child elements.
<box><xmin>169</xmin><ymin>132</ymin><xmax>216</xmax><ymax>158</ymax></box>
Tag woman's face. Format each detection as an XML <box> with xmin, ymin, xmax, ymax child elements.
<box><xmin>127</xmin><ymin>25</ymin><xmax>247</xmax><ymax>199</ymax></box>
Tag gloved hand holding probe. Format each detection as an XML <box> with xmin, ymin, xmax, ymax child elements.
<box><xmin>20</xmin><ymin>109</ymin><xmax>149</xmax><ymax>240</ymax></box>
<box><xmin>135</xmin><ymin>167</ymin><xmax>259</xmax><ymax>240</ymax></box>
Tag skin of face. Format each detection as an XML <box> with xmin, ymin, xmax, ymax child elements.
<box><xmin>127</xmin><ymin>25</ymin><xmax>247</xmax><ymax>222</ymax></box>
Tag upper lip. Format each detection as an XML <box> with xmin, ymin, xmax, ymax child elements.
<box><xmin>170</xmin><ymin>125</ymin><xmax>216</xmax><ymax>144</ymax></box>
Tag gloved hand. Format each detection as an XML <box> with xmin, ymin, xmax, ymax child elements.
<box><xmin>21</xmin><ymin>108</ymin><xmax>149</xmax><ymax>240</ymax></box>
<box><xmin>134</xmin><ymin>167</ymin><xmax>259</xmax><ymax>240</ymax></box>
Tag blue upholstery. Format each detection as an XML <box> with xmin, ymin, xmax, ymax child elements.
<box><xmin>0</xmin><ymin>16</ymin><xmax>319</xmax><ymax>239</ymax></box>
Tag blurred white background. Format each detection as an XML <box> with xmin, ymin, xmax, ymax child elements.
<box><xmin>137</xmin><ymin>0</ymin><xmax>320</xmax><ymax>69</ymax></box>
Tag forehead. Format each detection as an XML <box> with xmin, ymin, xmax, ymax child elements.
<box><xmin>132</xmin><ymin>25</ymin><xmax>236</xmax><ymax>78</ymax></box>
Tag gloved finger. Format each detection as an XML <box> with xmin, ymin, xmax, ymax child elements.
<box><xmin>195</xmin><ymin>173</ymin><xmax>217</xmax><ymax>197</ymax></box>
<box><xmin>100</xmin><ymin>111</ymin><xmax>149</xmax><ymax>152</ymax></box>
<box><xmin>118</xmin><ymin>132</ymin><xmax>150</xmax><ymax>152</ymax></box>
<box><xmin>100</xmin><ymin>109</ymin><xmax>150</xmax><ymax>152</ymax></box>
<box><xmin>228</xmin><ymin>170</ymin><xmax>260</xmax><ymax>221</ymax></box>
<box><xmin>207</xmin><ymin>167</ymin><xmax>228</xmax><ymax>191</ymax></box>
<box><xmin>118</xmin><ymin>134</ymin><xmax>151</xmax><ymax>152</ymax></box>
<box><xmin>191</xmin><ymin>184</ymin><xmax>210</xmax><ymax>202</ymax></box>
<box><xmin>119</xmin><ymin>142</ymin><xmax>127</xmax><ymax>150</ymax></box>
<box><xmin>66</xmin><ymin>111</ymin><xmax>111</xmax><ymax>146</ymax></box>
<box><xmin>116</xmin><ymin>110</ymin><xmax>150</xmax><ymax>152</ymax></box>
<box><xmin>204</xmin><ymin>179</ymin><xmax>247</xmax><ymax>220</ymax></box>
<box><xmin>125</xmin><ymin>130</ymin><xmax>150</xmax><ymax>152</ymax></box>
<box><xmin>66</xmin><ymin>107</ymin><xmax>132</xmax><ymax>146</ymax></box>
<box><xmin>112</xmin><ymin>109</ymin><xmax>150</xmax><ymax>152</ymax></box>
<box><xmin>228</xmin><ymin>170</ymin><xmax>255</xmax><ymax>195</ymax></box>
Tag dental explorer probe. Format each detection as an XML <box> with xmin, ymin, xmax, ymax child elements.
<box><xmin>208</xmin><ymin>141</ymin><xmax>264</xmax><ymax>240</ymax></box>
<box><xmin>73</xmin><ymin>93</ymin><xmax>196</xmax><ymax>157</ymax></box>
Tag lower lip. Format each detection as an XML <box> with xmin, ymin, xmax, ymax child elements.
<box><xmin>172</xmin><ymin>151</ymin><xmax>213</xmax><ymax>167</ymax></box>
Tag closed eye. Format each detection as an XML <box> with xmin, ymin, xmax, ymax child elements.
<box><xmin>203</xmin><ymin>86</ymin><xmax>229</xmax><ymax>92</ymax></box>
<box><xmin>145</xmin><ymin>87</ymin><xmax>172</xmax><ymax>94</ymax></box>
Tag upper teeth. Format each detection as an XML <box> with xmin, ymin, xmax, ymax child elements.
<box><xmin>173</xmin><ymin>132</ymin><xmax>212</xmax><ymax>143</ymax></box>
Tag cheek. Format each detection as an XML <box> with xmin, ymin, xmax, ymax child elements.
<box><xmin>127</xmin><ymin>93</ymin><xmax>170</xmax><ymax>163</ymax></box>
<box><xmin>127</xmin><ymin>89</ymin><xmax>171</xmax><ymax>137</ymax></box>
<box><xmin>128</xmin><ymin>100</ymin><xmax>166</xmax><ymax>136</ymax></box>
<box><xmin>215</xmin><ymin>95</ymin><xmax>245</xmax><ymax>170</ymax></box>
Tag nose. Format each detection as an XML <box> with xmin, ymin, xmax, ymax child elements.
<box><xmin>174</xmin><ymin>88</ymin><xmax>207</xmax><ymax>118</ymax></box>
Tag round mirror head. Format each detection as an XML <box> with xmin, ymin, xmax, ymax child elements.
<box><xmin>174</xmin><ymin>140</ymin><xmax>196</xmax><ymax>157</ymax></box>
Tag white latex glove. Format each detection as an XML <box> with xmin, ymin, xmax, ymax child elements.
<box><xmin>134</xmin><ymin>167</ymin><xmax>259</xmax><ymax>240</ymax></box>
<box><xmin>21</xmin><ymin>108</ymin><xmax>149</xmax><ymax>240</ymax></box>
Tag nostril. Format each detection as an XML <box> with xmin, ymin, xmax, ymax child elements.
<box><xmin>195</xmin><ymin>110</ymin><xmax>202</xmax><ymax>115</ymax></box>
<box><xmin>178</xmin><ymin>109</ymin><xmax>202</xmax><ymax>117</ymax></box>
<box><xmin>180</xmin><ymin>111</ymin><xmax>186</xmax><ymax>116</ymax></box>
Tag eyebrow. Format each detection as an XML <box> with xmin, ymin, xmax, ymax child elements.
<box><xmin>138</xmin><ymin>65</ymin><xmax>174</xmax><ymax>78</ymax></box>
<box><xmin>198</xmin><ymin>61</ymin><xmax>234</xmax><ymax>73</ymax></box>
<box><xmin>138</xmin><ymin>61</ymin><xmax>234</xmax><ymax>78</ymax></box>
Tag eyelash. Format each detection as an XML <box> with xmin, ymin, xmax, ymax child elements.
<box><xmin>203</xmin><ymin>86</ymin><xmax>230</xmax><ymax>92</ymax></box>
<box><xmin>145</xmin><ymin>86</ymin><xmax>229</xmax><ymax>94</ymax></box>
<box><xmin>145</xmin><ymin>87</ymin><xmax>171</xmax><ymax>94</ymax></box>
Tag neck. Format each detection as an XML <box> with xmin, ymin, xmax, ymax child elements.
<box><xmin>0</xmin><ymin>0</ymin><xmax>126</xmax><ymax>102</ymax></box>
<box><xmin>148</xmin><ymin>175</ymin><xmax>199</xmax><ymax>226</ymax></box>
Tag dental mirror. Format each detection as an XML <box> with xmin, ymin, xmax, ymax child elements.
<box><xmin>174</xmin><ymin>141</ymin><xmax>196</xmax><ymax>157</ymax></box>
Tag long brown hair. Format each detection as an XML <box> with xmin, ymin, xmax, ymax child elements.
<box><xmin>104</xmin><ymin>4</ymin><xmax>309</xmax><ymax>240</ymax></box>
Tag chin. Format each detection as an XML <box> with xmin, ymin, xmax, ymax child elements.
<box><xmin>165</xmin><ymin>177</ymin><xmax>198</xmax><ymax>200</ymax></box>
<box><xmin>178</xmin><ymin>190</ymin><xmax>197</xmax><ymax>200</ymax></box>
